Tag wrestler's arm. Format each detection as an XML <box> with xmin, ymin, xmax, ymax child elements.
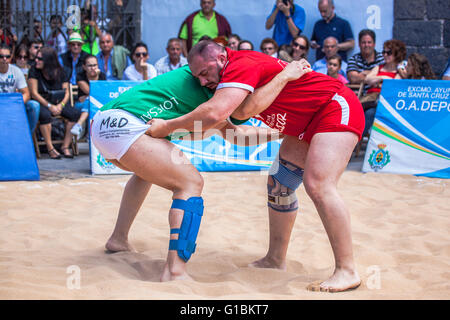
<box><xmin>231</xmin><ymin>59</ymin><xmax>311</xmax><ymax>120</ymax></box>
<box><xmin>219</xmin><ymin>122</ymin><xmax>283</xmax><ymax>146</ymax></box>
<box><xmin>147</xmin><ymin>60</ymin><xmax>310</xmax><ymax>138</ymax></box>
<box><xmin>178</xmin><ymin>120</ymin><xmax>283</xmax><ymax>146</ymax></box>
<box><xmin>148</xmin><ymin>87</ymin><xmax>250</xmax><ymax>138</ymax></box>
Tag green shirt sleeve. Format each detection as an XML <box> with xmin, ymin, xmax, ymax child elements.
<box><xmin>179</xmin><ymin>23</ymin><xmax>188</xmax><ymax>40</ymax></box>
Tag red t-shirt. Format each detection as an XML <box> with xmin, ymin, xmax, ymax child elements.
<box><xmin>219</xmin><ymin>48</ymin><xmax>346</xmax><ymax>137</ymax></box>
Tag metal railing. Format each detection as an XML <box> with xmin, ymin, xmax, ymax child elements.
<box><xmin>0</xmin><ymin>0</ymin><xmax>141</xmax><ymax>50</ymax></box>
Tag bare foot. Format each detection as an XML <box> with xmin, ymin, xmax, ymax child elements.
<box><xmin>160</xmin><ymin>262</ymin><xmax>193</xmax><ymax>282</ymax></box>
<box><xmin>307</xmin><ymin>268</ymin><xmax>361</xmax><ymax>293</ymax></box>
<box><xmin>248</xmin><ymin>256</ymin><xmax>287</xmax><ymax>271</ymax></box>
<box><xmin>104</xmin><ymin>237</ymin><xmax>136</xmax><ymax>253</ymax></box>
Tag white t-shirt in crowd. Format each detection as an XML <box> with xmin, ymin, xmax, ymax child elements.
<box><xmin>155</xmin><ymin>55</ymin><xmax>188</xmax><ymax>75</ymax></box>
<box><xmin>0</xmin><ymin>64</ymin><xmax>27</xmax><ymax>93</ymax></box>
<box><xmin>123</xmin><ymin>63</ymin><xmax>157</xmax><ymax>81</ymax></box>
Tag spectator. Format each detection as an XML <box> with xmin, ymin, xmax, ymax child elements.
<box><xmin>265</xmin><ymin>0</ymin><xmax>306</xmax><ymax>46</ymax></box>
<box><xmin>28</xmin><ymin>39</ymin><xmax>43</xmax><ymax>65</ymax></box>
<box><xmin>123</xmin><ymin>42</ymin><xmax>157</xmax><ymax>81</ymax></box>
<box><xmin>278</xmin><ymin>44</ymin><xmax>293</xmax><ymax>62</ymax></box>
<box><xmin>347</xmin><ymin>29</ymin><xmax>384</xmax><ymax>85</ymax></box>
<box><xmin>97</xmin><ymin>33</ymin><xmax>131</xmax><ymax>80</ymax></box>
<box><xmin>71</xmin><ymin>55</ymin><xmax>106</xmax><ymax>138</ymax></box>
<box><xmin>312</xmin><ymin>36</ymin><xmax>347</xmax><ymax>77</ymax></box>
<box><xmin>80</xmin><ymin>6</ymin><xmax>102</xmax><ymax>56</ymax></box>
<box><xmin>178</xmin><ymin>0</ymin><xmax>232</xmax><ymax>57</ymax></box>
<box><xmin>442</xmin><ymin>58</ymin><xmax>450</xmax><ymax>80</ymax></box>
<box><xmin>33</xmin><ymin>18</ymin><xmax>44</xmax><ymax>43</ymax></box>
<box><xmin>0</xmin><ymin>27</ymin><xmax>18</xmax><ymax>51</ymax></box>
<box><xmin>28</xmin><ymin>46</ymin><xmax>80</xmax><ymax>159</ymax></box>
<box><xmin>59</xmin><ymin>32</ymin><xmax>89</xmax><ymax>85</ymax></box>
<box><xmin>13</xmin><ymin>44</ymin><xmax>31</xmax><ymax>78</ymax></box>
<box><xmin>213</xmin><ymin>35</ymin><xmax>228</xmax><ymax>47</ymax></box>
<box><xmin>238</xmin><ymin>40</ymin><xmax>254</xmax><ymax>51</ymax></box>
<box><xmin>0</xmin><ymin>44</ymin><xmax>40</xmax><ymax>132</ymax></box>
<box><xmin>362</xmin><ymin>39</ymin><xmax>406</xmax><ymax>136</ymax></box>
<box><xmin>227</xmin><ymin>34</ymin><xmax>241</xmax><ymax>51</ymax></box>
<box><xmin>402</xmin><ymin>53</ymin><xmax>436</xmax><ymax>80</ymax></box>
<box><xmin>260</xmin><ymin>38</ymin><xmax>279</xmax><ymax>58</ymax></box>
<box><xmin>311</xmin><ymin>0</ymin><xmax>354</xmax><ymax>62</ymax></box>
<box><xmin>155</xmin><ymin>38</ymin><xmax>188</xmax><ymax>76</ymax></box>
<box><xmin>327</xmin><ymin>54</ymin><xmax>348</xmax><ymax>84</ymax></box>
<box><xmin>291</xmin><ymin>34</ymin><xmax>309</xmax><ymax>60</ymax></box>
<box><xmin>46</xmin><ymin>15</ymin><xmax>68</xmax><ymax>56</ymax></box>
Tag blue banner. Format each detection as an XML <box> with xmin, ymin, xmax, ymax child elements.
<box><xmin>362</xmin><ymin>79</ymin><xmax>450</xmax><ymax>178</ymax></box>
<box><xmin>0</xmin><ymin>93</ymin><xmax>39</xmax><ymax>181</ymax></box>
<box><xmin>89</xmin><ymin>81</ymin><xmax>280</xmax><ymax>174</ymax></box>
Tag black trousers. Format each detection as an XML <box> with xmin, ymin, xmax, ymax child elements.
<box><xmin>39</xmin><ymin>105</ymin><xmax>81</xmax><ymax>125</ymax></box>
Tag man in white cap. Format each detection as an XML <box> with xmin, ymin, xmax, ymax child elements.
<box><xmin>59</xmin><ymin>32</ymin><xmax>89</xmax><ymax>85</ymax></box>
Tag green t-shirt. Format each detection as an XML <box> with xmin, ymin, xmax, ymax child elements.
<box><xmin>179</xmin><ymin>11</ymin><xmax>219</xmax><ymax>47</ymax></box>
<box><xmin>100</xmin><ymin>65</ymin><xmax>214</xmax><ymax>139</ymax></box>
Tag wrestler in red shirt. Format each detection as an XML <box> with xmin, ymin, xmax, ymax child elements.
<box><xmin>148</xmin><ymin>40</ymin><xmax>363</xmax><ymax>293</ymax></box>
<box><xmin>219</xmin><ymin>47</ymin><xmax>364</xmax><ymax>142</ymax></box>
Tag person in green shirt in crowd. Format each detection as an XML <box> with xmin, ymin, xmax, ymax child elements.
<box><xmin>91</xmin><ymin>60</ymin><xmax>311</xmax><ymax>281</ymax></box>
<box><xmin>178</xmin><ymin>0</ymin><xmax>232</xmax><ymax>57</ymax></box>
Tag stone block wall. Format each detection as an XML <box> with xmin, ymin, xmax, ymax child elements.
<box><xmin>393</xmin><ymin>0</ymin><xmax>450</xmax><ymax>76</ymax></box>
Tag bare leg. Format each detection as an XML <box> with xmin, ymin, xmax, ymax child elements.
<box><xmin>40</xmin><ymin>123</ymin><xmax>58</xmax><ymax>156</ymax></box>
<box><xmin>105</xmin><ymin>174</ymin><xmax>151</xmax><ymax>253</ymax></box>
<box><xmin>303</xmin><ymin>132</ymin><xmax>361</xmax><ymax>292</ymax></box>
<box><xmin>110</xmin><ymin>134</ymin><xmax>203</xmax><ymax>281</ymax></box>
<box><xmin>250</xmin><ymin>136</ymin><xmax>308</xmax><ymax>270</ymax></box>
<box><xmin>77</xmin><ymin>112</ymin><xmax>89</xmax><ymax>127</ymax></box>
<box><xmin>61</xmin><ymin>122</ymin><xmax>76</xmax><ymax>156</ymax></box>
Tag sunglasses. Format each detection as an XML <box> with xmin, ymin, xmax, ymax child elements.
<box><xmin>17</xmin><ymin>55</ymin><xmax>27</xmax><ymax>59</ymax></box>
<box><xmin>382</xmin><ymin>50</ymin><xmax>392</xmax><ymax>56</ymax></box>
<box><xmin>293</xmin><ymin>42</ymin><xmax>307</xmax><ymax>50</ymax></box>
<box><xmin>134</xmin><ymin>52</ymin><xmax>148</xmax><ymax>57</ymax></box>
<box><xmin>35</xmin><ymin>56</ymin><xmax>43</xmax><ymax>61</ymax></box>
<box><xmin>33</xmin><ymin>45</ymin><xmax>42</xmax><ymax>49</ymax></box>
<box><xmin>0</xmin><ymin>54</ymin><xmax>11</xmax><ymax>59</ymax></box>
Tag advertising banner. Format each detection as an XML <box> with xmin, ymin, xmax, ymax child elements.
<box><xmin>89</xmin><ymin>81</ymin><xmax>281</xmax><ymax>175</ymax></box>
<box><xmin>362</xmin><ymin>79</ymin><xmax>450</xmax><ymax>178</ymax></box>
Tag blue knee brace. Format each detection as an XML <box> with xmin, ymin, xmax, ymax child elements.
<box><xmin>268</xmin><ymin>157</ymin><xmax>304</xmax><ymax>212</ymax></box>
<box><xmin>169</xmin><ymin>197</ymin><xmax>204</xmax><ymax>262</ymax></box>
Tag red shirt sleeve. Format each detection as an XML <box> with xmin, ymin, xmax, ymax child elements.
<box><xmin>217</xmin><ymin>56</ymin><xmax>261</xmax><ymax>93</ymax></box>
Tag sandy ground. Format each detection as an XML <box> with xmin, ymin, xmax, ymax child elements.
<box><xmin>0</xmin><ymin>170</ymin><xmax>449</xmax><ymax>300</ymax></box>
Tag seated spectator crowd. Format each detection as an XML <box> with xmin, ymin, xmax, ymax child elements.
<box><xmin>0</xmin><ymin>0</ymin><xmax>448</xmax><ymax>161</ymax></box>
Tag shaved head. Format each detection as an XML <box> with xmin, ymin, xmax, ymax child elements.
<box><xmin>187</xmin><ymin>40</ymin><xmax>225</xmax><ymax>64</ymax></box>
<box><xmin>188</xmin><ymin>40</ymin><xmax>228</xmax><ymax>90</ymax></box>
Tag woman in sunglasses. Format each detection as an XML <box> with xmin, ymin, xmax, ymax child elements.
<box><xmin>361</xmin><ymin>39</ymin><xmax>406</xmax><ymax>136</ymax></box>
<box><xmin>123</xmin><ymin>42</ymin><xmax>157</xmax><ymax>81</ymax></box>
<box><xmin>291</xmin><ymin>35</ymin><xmax>309</xmax><ymax>61</ymax></box>
<box><xmin>28</xmin><ymin>46</ymin><xmax>81</xmax><ymax>159</ymax></box>
<box><xmin>13</xmin><ymin>44</ymin><xmax>31</xmax><ymax>78</ymax></box>
<box><xmin>364</xmin><ymin>39</ymin><xmax>406</xmax><ymax>91</ymax></box>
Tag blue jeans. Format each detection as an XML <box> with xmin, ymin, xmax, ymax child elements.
<box><xmin>75</xmin><ymin>98</ymin><xmax>89</xmax><ymax>113</ymax></box>
<box><xmin>25</xmin><ymin>100</ymin><xmax>40</xmax><ymax>132</ymax></box>
<box><xmin>363</xmin><ymin>107</ymin><xmax>377</xmax><ymax>137</ymax></box>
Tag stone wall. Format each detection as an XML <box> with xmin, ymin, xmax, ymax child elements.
<box><xmin>393</xmin><ymin>0</ymin><xmax>450</xmax><ymax>76</ymax></box>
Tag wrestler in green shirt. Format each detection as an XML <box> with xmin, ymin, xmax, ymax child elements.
<box><xmin>101</xmin><ymin>65</ymin><xmax>246</xmax><ymax>139</ymax></box>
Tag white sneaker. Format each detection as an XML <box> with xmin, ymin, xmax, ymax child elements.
<box><xmin>71</xmin><ymin>123</ymin><xmax>82</xmax><ymax>136</ymax></box>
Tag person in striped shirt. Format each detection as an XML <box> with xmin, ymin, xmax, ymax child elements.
<box><xmin>346</xmin><ymin>29</ymin><xmax>384</xmax><ymax>85</ymax></box>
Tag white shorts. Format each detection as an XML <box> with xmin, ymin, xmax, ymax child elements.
<box><xmin>91</xmin><ymin>109</ymin><xmax>150</xmax><ymax>160</ymax></box>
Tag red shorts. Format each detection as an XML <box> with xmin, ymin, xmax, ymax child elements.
<box><xmin>302</xmin><ymin>86</ymin><xmax>365</xmax><ymax>143</ymax></box>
